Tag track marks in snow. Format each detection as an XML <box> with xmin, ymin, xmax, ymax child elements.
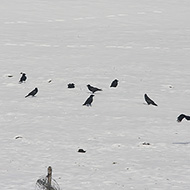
<box><xmin>4</xmin><ymin>42</ymin><xmax>182</xmax><ymax>51</ymax></box>
<box><xmin>3</xmin><ymin>42</ymin><xmax>171</xmax><ymax>51</ymax></box>
<box><xmin>106</xmin><ymin>13</ymin><xmax>127</xmax><ymax>18</ymax></box>
<box><xmin>74</xmin><ymin>16</ymin><xmax>96</xmax><ymax>21</ymax></box>
<box><xmin>4</xmin><ymin>21</ymin><xmax>28</xmax><ymax>24</ymax></box>
<box><xmin>4</xmin><ymin>43</ymin><xmax>95</xmax><ymax>49</ymax></box>
<box><xmin>66</xmin><ymin>44</ymin><xmax>95</xmax><ymax>48</ymax></box>
<box><xmin>3</xmin><ymin>42</ymin><xmax>175</xmax><ymax>51</ymax></box>
<box><xmin>2</xmin><ymin>10</ymin><xmax>163</xmax><ymax>25</ymax></box>
<box><xmin>48</xmin><ymin>19</ymin><xmax>65</xmax><ymax>22</ymax></box>
<box><xmin>2</xmin><ymin>10</ymin><xmax>171</xmax><ymax>51</ymax></box>
<box><xmin>106</xmin><ymin>45</ymin><xmax>133</xmax><ymax>49</ymax></box>
<box><xmin>4</xmin><ymin>43</ymin><xmax>60</xmax><ymax>48</ymax></box>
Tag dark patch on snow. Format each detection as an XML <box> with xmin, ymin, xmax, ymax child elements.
<box><xmin>15</xmin><ymin>136</ymin><xmax>23</xmax><ymax>139</ymax></box>
<box><xmin>173</xmin><ymin>142</ymin><xmax>190</xmax><ymax>145</ymax></box>
<box><xmin>68</xmin><ymin>83</ymin><xmax>75</xmax><ymax>88</ymax></box>
<box><xmin>78</xmin><ymin>149</ymin><xmax>86</xmax><ymax>153</ymax></box>
<box><xmin>142</xmin><ymin>142</ymin><xmax>151</xmax><ymax>145</ymax></box>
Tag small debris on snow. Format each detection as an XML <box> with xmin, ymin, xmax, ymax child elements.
<box><xmin>142</xmin><ymin>142</ymin><xmax>151</xmax><ymax>145</ymax></box>
<box><xmin>7</xmin><ymin>75</ymin><xmax>13</xmax><ymax>78</ymax></box>
<box><xmin>15</xmin><ymin>136</ymin><xmax>23</xmax><ymax>139</ymax></box>
<box><xmin>3</xmin><ymin>74</ymin><xmax>13</xmax><ymax>78</ymax></box>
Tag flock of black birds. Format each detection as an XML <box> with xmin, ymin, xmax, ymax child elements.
<box><xmin>82</xmin><ymin>84</ymin><xmax>102</xmax><ymax>106</ymax></box>
<box><xmin>19</xmin><ymin>73</ymin><xmax>189</xmax><ymax>123</ymax></box>
<box><xmin>19</xmin><ymin>73</ymin><xmax>39</xmax><ymax>98</ymax></box>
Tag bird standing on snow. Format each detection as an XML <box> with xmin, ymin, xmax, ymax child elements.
<box><xmin>144</xmin><ymin>94</ymin><xmax>158</xmax><ymax>106</ymax></box>
<box><xmin>177</xmin><ymin>114</ymin><xmax>190</xmax><ymax>122</ymax></box>
<box><xmin>78</xmin><ymin>149</ymin><xmax>86</xmax><ymax>153</ymax></box>
<box><xmin>87</xmin><ymin>84</ymin><xmax>102</xmax><ymax>93</ymax></box>
<box><xmin>68</xmin><ymin>83</ymin><xmax>75</xmax><ymax>88</ymax></box>
<box><xmin>19</xmin><ymin>72</ymin><xmax>27</xmax><ymax>83</ymax></box>
<box><xmin>25</xmin><ymin>88</ymin><xmax>38</xmax><ymax>98</ymax></box>
<box><xmin>110</xmin><ymin>79</ymin><xmax>118</xmax><ymax>87</ymax></box>
<box><xmin>83</xmin><ymin>95</ymin><xmax>94</xmax><ymax>106</ymax></box>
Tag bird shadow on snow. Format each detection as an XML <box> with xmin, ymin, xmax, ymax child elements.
<box><xmin>173</xmin><ymin>142</ymin><xmax>190</xmax><ymax>145</ymax></box>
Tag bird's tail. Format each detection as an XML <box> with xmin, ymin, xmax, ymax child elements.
<box><xmin>186</xmin><ymin>116</ymin><xmax>190</xmax><ymax>120</ymax></box>
<box><xmin>83</xmin><ymin>103</ymin><xmax>91</xmax><ymax>106</ymax></box>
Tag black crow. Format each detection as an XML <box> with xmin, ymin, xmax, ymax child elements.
<box><xmin>83</xmin><ymin>95</ymin><xmax>94</xmax><ymax>106</ymax></box>
<box><xmin>177</xmin><ymin>114</ymin><xmax>190</xmax><ymax>122</ymax></box>
<box><xmin>68</xmin><ymin>83</ymin><xmax>75</xmax><ymax>88</ymax></box>
<box><xmin>19</xmin><ymin>72</ymin><xmax>27</xmax><ymax>83</ymax></box>
<box><xmin>110</xmin><ymin>79</ymin><xmax>118</xmax><ymax>87</ymax></box>
<box><xmin>87</xmin><ymin>84</ymin><xmax>102</xmax><ymax>93</ymax></box>
<box><xmin>144</xmin><ymin>94</ymin><xmax>158</xmax><ymax>106</ymax></box>
<box><xmin>25</xmin><ymin>88</ymin><xmax>38</xmax><ymax>98</ymax></box>
<box><xmin>78</xmin><ymin>149</ymin><xmax>86</xmax><ymax>153</ymax></box>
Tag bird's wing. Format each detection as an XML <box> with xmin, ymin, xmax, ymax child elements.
<box><xmin>177</xmin><ymin>114</ymin><xmax>185</xmax><ymax>122</ymax></box>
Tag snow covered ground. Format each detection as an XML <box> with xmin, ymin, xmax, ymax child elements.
<box><xmin>0</xmin><ymin>0</ymin><xmax>190</xmax><ymax>189</ymax></box>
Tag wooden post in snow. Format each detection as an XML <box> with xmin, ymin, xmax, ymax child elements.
<box><xmin>47</xmin><ymin>166</ymin><xmax>52</xmax><ymax>190</ymax></box>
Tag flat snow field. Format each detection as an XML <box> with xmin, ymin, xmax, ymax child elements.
<box><xmin>0</xmin><ymin>0</ymin><xmax>190</xmax><ymax>189</ymax></box>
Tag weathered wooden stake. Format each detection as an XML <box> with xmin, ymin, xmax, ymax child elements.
<box><xmin>47</xmin><ymin>166</ymin><xmax>52</xmax><ymax>190</ymax></box>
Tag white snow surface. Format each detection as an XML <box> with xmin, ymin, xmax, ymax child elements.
<box><xmin>0</xmin><ymin>0</ymin><xmax>190</xmax><ymax>189</ymax></box>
